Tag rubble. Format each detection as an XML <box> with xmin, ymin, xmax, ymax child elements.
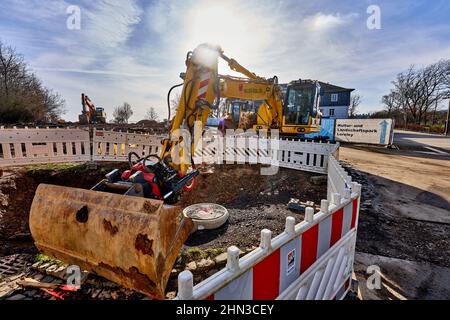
<box><xmin>309</xmin><ymin>175</ymin><xmax>327</xmax><ymax>185</ymax></box>
<box><xmin>185</xmin><ymin>261</ymin><xmax>197</xmax><ymax>272</ymax></box>
<box><xmin>196</xmin><ymin>258</ymin><xmax>215</xmax><ymax>271</ymax></box>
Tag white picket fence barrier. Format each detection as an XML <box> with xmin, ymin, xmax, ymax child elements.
<box><xmin>0</xmin><ymin>128</ymin><xmax>339</xmax><ymax>175</ymax></box>
<box><xmin>92</xmin><ymin>129</ymin><xmax>165</xmax><ymax>162</ymax></box>
<box><xmin>277</xmin><ymin>229</ymin><xmax>356</xmax><ymax>300</ymax></box>
<box><xmin>194</xmin><ymin>134</ymin><xmax>339</xmax><ymax>174</ymax></box>
<box><xmin>0</xmin><ymin>127</ymin><xmax>91</xmax><ymax>166</ymax></box>
<box><xmin>327</xmin><ymin>155</ymin><xmax>352</xmax><ymax>201</ymax></box>
<box><xmin>175</xmin><ymin>156</ymin><xmax>361</xmax><ymax>300</ymax></box>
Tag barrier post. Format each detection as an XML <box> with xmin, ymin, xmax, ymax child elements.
<box><xmin>284</xmin><ymin>216</ymin><xmax>296</xmax><ymax>235</ymax></box>
<box><xmin>178</xmin><ymin>270</ymin><xmax>194</xmax><ymax>300</ymax></box>
<box><xmin>259</xmin><ymin>229</ymin><xmax>272</xmax><ymax>250</ymax></box>
<box><xmin>305</xmin><ymin>207</ymin><xmax>314</xmax><ymax>222</ymax></box>
<box><xmin>226</xmin><ymin>246</ymin><xmax>241</xmax><ymax>272</ymax></box>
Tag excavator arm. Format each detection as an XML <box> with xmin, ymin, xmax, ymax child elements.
<box><xmin>162</xmin><ymin>44</ymin><xmax>321</xmax><ymax>174</ymax></box>
<box><xmin>161</xmin><ymin>44</ymin><xmax>285</xmax><ymax>175</ymax></box>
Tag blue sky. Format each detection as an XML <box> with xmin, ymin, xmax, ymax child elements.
<box><xmin>1</xmin><ymin>0</ymin><xmax>450</xmax><ymax>122</ymax></box>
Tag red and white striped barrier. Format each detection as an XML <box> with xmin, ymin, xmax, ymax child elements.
<box><xmin>175</xmin><ymin>156</ymin><xmax>361</xmax><ymax>300</ymax></box>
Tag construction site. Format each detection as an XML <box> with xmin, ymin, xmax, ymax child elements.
<box><xmin>0</xmin><ymin>2</ymin><xmax>450</xmax><ymax>307</ymax></box>
<box><xmin>0</xmin><ymin>122</ymin><xmax>448</xmax><ymax>301</ymax></box>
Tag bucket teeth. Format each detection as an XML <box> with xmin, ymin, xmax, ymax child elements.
<box><xmin>29</xmin><ymin>183</ymin><xmax>194</xmax><ymax>299</ymax></box>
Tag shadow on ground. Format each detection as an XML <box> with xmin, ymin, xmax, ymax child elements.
<box><xmin>348</xmin><ymin>167</ymin><xmax>450</xmax><ymax>268</ymax></box>
<box><xmin>341</xmin><ymin>142</ymin><xmax>449</xmax><ymax>161</ymax></box>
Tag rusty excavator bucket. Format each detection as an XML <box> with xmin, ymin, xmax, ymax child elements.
<box><xmin>29</xmin><ymin>184</ymin><xmax>194</xmax><ymax>299</ymax></box>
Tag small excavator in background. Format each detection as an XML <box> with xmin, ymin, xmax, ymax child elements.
<box><xmin>29</xmin><ymin>44</ymin><xmax>323</xmax><ymax>299</ymax></box>
<box><xmin>78</xmin><ymin>93</ymin><xmax>107</xmax><ymax>124</ymax></box>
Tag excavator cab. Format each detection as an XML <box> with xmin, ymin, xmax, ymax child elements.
<box><xmin>281</xmin><ymin>80</ymin><xmax>321</xmax><ymax>134</ymax></box>
<box><xmin>224</xmin><ymin>99</ymin><xmax>259</xmax><ymax>128</ymax></box>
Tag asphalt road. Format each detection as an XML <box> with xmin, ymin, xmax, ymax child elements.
<box><xmin>340</xmin><ymin>144</ymin><xmax>450</xmax><ymax>299</ymax></box>
<box><xmin>394</xmin><ymin>130</ymin><xmax>450</xmax><ymax>155</ymax></box>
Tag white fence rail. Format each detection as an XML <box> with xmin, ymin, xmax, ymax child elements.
<box><xmin>327</xmin><ymin>155</ymin><xmax>352</xmax><ymax>201</ymax></box>
<box><xmin>0</xmin><ymin>128</ymin><xmax>339</xmax><ymax>175</ymax></box>
<box><xmin>195</xmin><ymin>134</ymin><xmax>339</xmax><ymax>174</ymax></box>
<box><xmin>0</xmin><ymin>127</ymin><xmax>91</xmax><ymax>166</ymax></box>
<box><xmin>175</xmin><ymin>156</ymin><xmax>361</xmax><ymax>300</ymax></box>
<box><xmin>92</xmin><ymin>129</ymin><xmax>165</xmax><ymax>162</ymax></box>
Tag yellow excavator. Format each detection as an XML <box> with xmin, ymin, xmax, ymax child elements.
<box><xmin>78</xmin><ymin>93</ymin><xmax>107</xmax><ymax>124</ymax></box>
<box><xmin>29</xmin><ymin>44</ymin><xmax>322</xmax><ymax>299</ymax></box>
<box><xmin>221</xmin><ymin>78</ymin><xmax>323</xmax><ymax>134</ymax></box>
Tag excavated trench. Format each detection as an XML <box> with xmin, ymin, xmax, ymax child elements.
<box><xmin>0</xmin><ymin>162</ymin><xmax>327</xmax><ymax>299</ymax></box>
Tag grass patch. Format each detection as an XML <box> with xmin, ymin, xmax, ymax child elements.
<box><xmin>204</xmin><ymin>248</ymin><xmax>225</xmax><ymax>257</ymax></box>
<box><xmin>25</xmin><ymin>162</ymin><xmax>86</xmax><ymax>172</ymax></box>
<box><xmin>34</xmin><ymin>254</ymin><xmax>64</xmax><ymax>266</ymax></box>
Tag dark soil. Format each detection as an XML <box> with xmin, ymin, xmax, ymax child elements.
<box><xmin>0</xmin><ymin>163</ymin><xmax>128</xmax><ymax>257</ymax></box>
<box><xmin>180</xmin><ymin>164</ymin><xmax>326</xmax><ymax>249</ymax></box>
<box><xmin>344</xmin><ymin>164</ymin><xmax>450</xmax><ymax>268</ymax></box>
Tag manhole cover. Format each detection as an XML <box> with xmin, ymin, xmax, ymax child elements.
<box><xmin>183</xmin><ymin>203</ymin><xmax>229</xmax><ymax>231</ymax></box>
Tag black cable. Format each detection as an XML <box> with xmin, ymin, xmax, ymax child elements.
<box><xmin>167</xmin><ymin>82</ymin><xmax>184</xmax><ymax>124</ymax></box>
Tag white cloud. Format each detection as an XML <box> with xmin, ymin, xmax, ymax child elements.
<box><xmin>0</xmin><ymin>0</ymin><xmax>70</xmax><ymax>23</ymax></box>
<box><xmin>80</xmin><ymin>0</ymin><xmax>142</xmax><ymax>48</ymax></box>
<box><xmin>304</xmin><ymin>12</ymin><xmax>358</xmax><ymax>31</ymax></box>
<box><xmin>3</xmin><ymin>0</ymin><xmax>450</xmax><ymax>119</ymax></box>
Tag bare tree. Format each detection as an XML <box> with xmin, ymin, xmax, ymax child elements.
<box><xmin>418</xmin><ymin>61</ymin><xmax>449</xmax><ymax>124</ymax></box>
<box><xmin>146</xmin><ymin>106</ymin><xmax>159</xmax><ymax>121</ymax></box>
<box><xmin>113</xmin><ymin>102</ymin><xmax>133</xmax><ymax>124</ymax></box>
<box><xmin>381</xmin><ymin>93</ymin><xmax>396</xmax><ymax>117</ymax></box>
<box><xmin>0</xmin><ymin>41</ymin><xmax>65</xmax><ymax>123</ymax></box>
<box><xmin>386</xmin><ymin>61</ymin><xmax>450</xmax><ymax>125</ymax></box>
<box><xmin>170</xmin><ymin>92</ymin><xmax>181</xmax><ymax>118</ymax></box>
<box><xmin>348</xmin><ymin>94</ymin><xmax>362</xmax><ymax>118</ymax></box>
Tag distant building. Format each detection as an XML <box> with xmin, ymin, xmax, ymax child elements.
<box><xmin>280</xmin><ymin>80</ymin><xmax>355</xmax><ymax>119</ymax></box>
